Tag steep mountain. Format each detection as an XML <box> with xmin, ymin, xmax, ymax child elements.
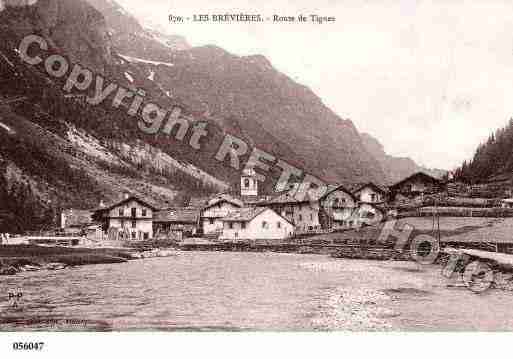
<box><xmin>85</xmin><ymin>0</ymin><xmax>190</xmax><ymax>60</ymax></box>
<box><xmin>148</xmin><ymin>48</ymin><xmax>389</xmax><ymax>185</ymax></box>
<box><xmin>360</xmin><ymin>133</ymin><xmax>446</xmax><ymax>183</ymax></box>
<box><xmin>82</xmin><ymin>0</ymin><xmax>388</xmax><ymax>185</ymax></box>
<box><xmin>0</xmin><ymin>0</ymin><xmax>226</xmax><ymax>232</ymax></box>
<box><xmin>0</xmin><ymin>0</ymin><xmax>431</xmax><ymax>232</ymax></box>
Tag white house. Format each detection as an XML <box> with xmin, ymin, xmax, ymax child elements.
<box><xmin>353</xmin><ymin>183</ymin><xmax>388</xmax><ymax>204</ymax></box>
<box><xmin>502</xmin><ymin>198</ymin><xmax>513</xmax><ymax>208</ymax></box>
<box><xmin>92</xmin><ymin>195</ymin><xmax>156</xmax><ymax>240</ymax></box>
<box><xmin>201</xmin><ymin>194</ymin><xmax>244</xmax><ymax>234</ymax></box>
<box><xmin>220</xmin><ymin>207</ymin><xmax>294</xmax><ymax>240</ymax></box>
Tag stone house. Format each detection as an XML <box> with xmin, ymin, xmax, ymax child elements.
<box><xmin>200</xmin><ymin>194</ymin><xmax>244</xmax><ymax>234</ymax></box>
<box><xmin>92</xmin><ymin>195</ymin><xmax>156</xmax><ymax>240</ymax></box>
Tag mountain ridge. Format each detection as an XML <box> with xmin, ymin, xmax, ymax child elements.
<box><xmin>0</xmin><ymin>0</ymin><xmax>442</xmax><ymax>232</ymax></box>
<box><xmin>360</xmin><ymin>132</ymin><xmax>446</xmax><ymax>183</ymax></box>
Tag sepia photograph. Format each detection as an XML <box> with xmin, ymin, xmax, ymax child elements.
<box><xmin>1</xmin><ymin>0</ymin><xmax>513</xmax><ymax>356</ymax></box>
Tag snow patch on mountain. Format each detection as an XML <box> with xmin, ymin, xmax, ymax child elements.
<box><xmin>119</xmin><ymin>54</ymin><xmax>174</xmax><ymax>67</ymax></box>
<box><xmin>124</xmin><ymin>71</ymin><xmax>134</xmax><ymax>83</ymax></box>
<box><xmin>1</xmin><ymin>0</ymin><xmax>39</xmax><ymax>11</ymax></box>
<box><xmin>0</xmin><ymin>122</ymin><xmax>15</xmax><ymax>134</ymax></box>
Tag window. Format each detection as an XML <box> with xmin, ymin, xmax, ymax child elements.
<box><xmin>131</xmin><ymin>220</ymin><xmax>136</xmax><ymax>228</ymax></box>
<box><xmin>244</xmin><ymin>178</ymin><xmax>250</xmax><ymax>188</ymax></box>
<box><xmin>131</xmin><ymin>231</ymin><xmax>136</xmax><ymax>239</ymax></box>
<box><xmin>131</xmin><ymin>208</ymin><xmax>137</xmax><ymax>217</ymax></box>
<box><xmin>262</xmin><ymin>221</ymin><xmax>268</xmax><ymax>229</ymax></box>
<box><xmin>143</xmin><ymin>232</ymin><xmax>149</xmax><ymax>240</ymax></box>
<box><xmin>209</xmin><ymin>218</ymin><xmax>214</xmax><ymax>225</ymax></box>
<box><xmin>310</xmin><ymin>214</ymin><xmax>313</xmax><ymax>221</ymax></box>
<box><xmin>299</xmin><ymin>214</ymin><xmax>303</xmax><ymax>221</ymax></box>
<box><xmin>229</xmin><ymin>222</ymin><xmax>234</xmax><ymax>229</ymax></box>
<box><xmin>142</xmin><ymin>209</ymin><xmax>147</xmax><ymax>216</ymax></box>
<box><xmin>119</xmin><ymin>208</ymin><xmax>124</xmax><ymax>216</ymax></box>
<box><xmin>241</xmin><ymin>222</ymin><xmax>246</xmax><ymax>229</ymax></box>
<box><xmin>277</xmin><ymin>222</ymin><xmax>281</xmax><ymax>229</ymax></box>
<box><xmin>235</xmin><ymin>232</ymin><xmax>239</xmax><ymax>238</ymax></box>
<box><xmin>370</xmin><ymin>194</ymin><xmax>376</xmax><ymax>202</ymax></box>
<box><xmin>333</xmin><ymin>198</ymin><xmax>340</xmax><ymax>207</ymax></box>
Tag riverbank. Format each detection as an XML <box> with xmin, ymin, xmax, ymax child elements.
<box><xmin>301</xmin><ymin>259</ymin><xmax>513</xmax><ymax>330</ymax></box>
<box><xmin>0</xmin><ymin>245</ymin><xmax>178</xmax><ymax>275</ymax></box>
<box><xmin>0</xmin><ymin>245</ymin><xmax>133</xmax><ymax>275</ymax></box>
<box><xmin>2</xmin><ymin>252</ymin><xmax>513</xmax><ymax>331</ymax></box>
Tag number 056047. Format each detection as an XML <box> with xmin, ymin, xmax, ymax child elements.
<box><xmin>12</xmin><ymin>342</ymin><xmax>44</xmax><ymax>351</ymax></box>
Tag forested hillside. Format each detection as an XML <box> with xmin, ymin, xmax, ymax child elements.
<box><xmin>454</xmin><ymin>118</ymin><xmax>513</xmax><ymax>183</ymax></box>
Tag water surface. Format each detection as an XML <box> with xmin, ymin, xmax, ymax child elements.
<box><xmin>0</xmin><ymin>252</ymin><xmax>343</xmax><ymax>331</ymax></box>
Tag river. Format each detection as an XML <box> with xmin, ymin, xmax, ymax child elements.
<box><xmin>2</xmin><ymin>252</ymin><xmax>513</xmax><ymax>331</ymax></box>
<box><xmin>0</xmin><ymin>252</ymin><xmax>353</xmax><ymax>331</ymax></box>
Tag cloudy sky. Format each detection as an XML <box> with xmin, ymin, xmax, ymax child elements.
<box><xmin>116</xmin><ymin>0</ymin><xmax>513</xmax><ymax>170</ymax></box>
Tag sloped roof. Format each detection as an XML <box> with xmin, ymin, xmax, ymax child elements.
<box><xmin>154</xmin><ymin>207</ymin><xmax>200</xmax><ymax>223</ymax></box>
<box><xmin>263</xmin><ymin>191</ymin><xmax>311</xmax><ymax>204</ymax></box>
<box><xmin>353</xmin><ymin>182</ymin><xmax>388</xmax><ymax>195</ymax></box>
<box><xmin>390</xmin><ymin>172</ymin><xmax>442</xmax><ymax>190</ymax></box>
<box><xmin>92</xmin><ymin>196</ymin><xmax>159</xmax><ymax>213</ymax></box>
<box><xmin>222</xmin><ymin>207</ymin><xmax>268</xmax><ymax>222</ymax></box>
<box><xmin>223</xmin><ymin>207</ymin><xmax>294</xmax><ymax>225</ymax></box>
<box><xmin>255</xmin><ymin>183</ymin><xmax>356</xmax><ymax>205</ymax></box>
<box><xmin>204</xmin><ymin>194</ymin><xmax>244</xmax><ymax>209</ymax></box>
<box><xmin>316</xmin><ymin>184</ymin><xmax>357</xmax><ymax>202</ymax></box>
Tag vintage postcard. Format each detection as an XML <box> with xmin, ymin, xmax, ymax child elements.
<box><xmin>0</xmin><ymin>0</ymin><xmax>512</xmax><ymax>356</ymax></box>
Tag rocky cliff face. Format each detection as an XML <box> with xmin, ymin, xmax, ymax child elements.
<box><xmin>86</xmin><ymin>0</ymin><xmax>190</xmax><ymax>61</ymax></box>
<box><xmin>81</xmin><ymin>0</ymin><xmax>389</xmax><ymax>185</ymax></box>
<box><xmin>1</xmin><ymin>0</ymin><xmax>113</xmax><ymax>72</ymax></box>
<box><xmin>121</xmin><ymin>43</ymin><xmax>389</xmax><ymax>185</ymax></box>
<box><xmin>0</xmin><ymin>0</ymin><xmax>443</xmax><ymax>232</ymax></box>
<box><xmin>0</xmin><ymin>0</ymin><xmax>221</xmax><ymax>232</ymax></box>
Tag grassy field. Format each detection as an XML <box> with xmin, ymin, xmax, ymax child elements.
<box><xmin>301</xmin><ymin>217</ymin><xmax>513</xmax><ymax>246</ymax></box>
<box><xmin>397</xmin><ymin>217</ymin><xmax>513</xmax><ymax>244</ymax></box>
<box><xmin>396</xmin><ymin>217</ymin><xmax>500</xmax><ymax>231</ymax></box>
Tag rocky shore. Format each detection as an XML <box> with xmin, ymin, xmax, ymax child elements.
<box><xmin>0</xmin><ymin>245</ymin><xmax>180</xmax><ymax>276</ymax></box>
<box><xmin>313</xmin><ymin>287</ymin><xmax>397</xmax><ymax>331</ymax></box>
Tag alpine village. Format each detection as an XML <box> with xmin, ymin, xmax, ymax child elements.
<box><xmin>2</xmin><ymin>0</ymin><xmax>513</xmax><ymax>289</ymax></box>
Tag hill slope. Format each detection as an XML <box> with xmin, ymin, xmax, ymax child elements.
<box><xmin>0</xmin><ymin>0</ymin><xmax>226</xmax><ymax>232</ymax></box>
<box><xmin>361</xmin><ymin>133</ymin><xmax>446</xmax><ymax>183</ymax></box>
<box><xmin>454</xmin><ymin>118</ymin><xmax>513</xmax><ymax>184</ymax></box>
<box><xmin>0</xmin><ymin>0</ymin><xmax>436</xmax><ymax>232</ymax></box>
